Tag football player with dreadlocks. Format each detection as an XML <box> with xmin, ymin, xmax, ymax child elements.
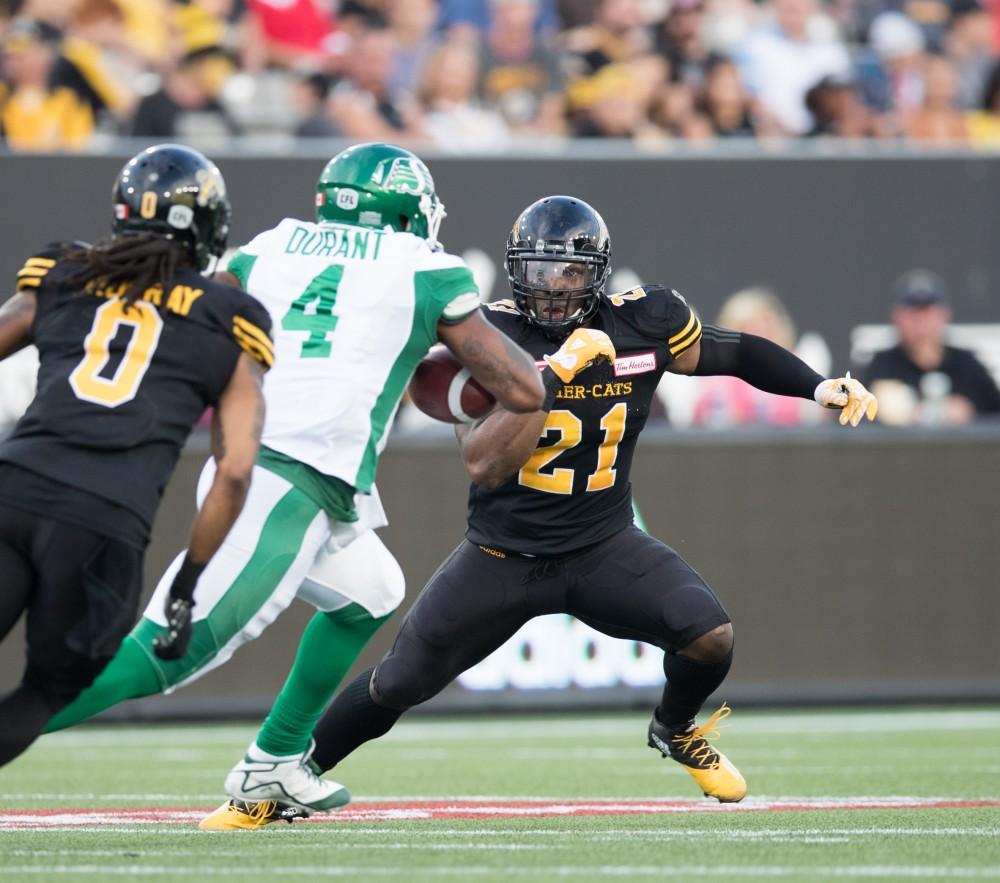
<box><xmin>44</xmin><ymin>143</ymin><xmax>545</xmax><ymax>823</ymax></box>
<box><xmin>0</xmin><ymin>144</ymin><xmax>272</xmax><ymax>766</ymax></box>
<box><xmin>239</xmin><ymin>193</ymin><xmax>878</xmax><ymax>819</ymax></box>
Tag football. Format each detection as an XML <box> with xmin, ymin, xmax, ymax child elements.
<box><xmin>408</xmin><ymin>345</ymin><xmax>496</xmax><ymax>424</ymax></box>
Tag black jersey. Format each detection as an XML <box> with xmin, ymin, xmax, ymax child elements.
<box><xmin>467</xmin><ymin>284</ymin><xmax>701</xmax><ymax>556</ymax></box>
<box><xmin>0</xmin><ymin>242</ymin><xmax>273</xmax><ymax>545</ymax></box>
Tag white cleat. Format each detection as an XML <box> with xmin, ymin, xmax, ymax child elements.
<box><xmin>223</xmin><ymin>740</ymin><xmax>350</xmax><ymax>813</ymax></box>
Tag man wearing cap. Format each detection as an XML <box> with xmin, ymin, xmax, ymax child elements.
<box><xmin>862</xmin><ymin>269</ymin><xmax>1000</xmax><ymax>425</ymax></box>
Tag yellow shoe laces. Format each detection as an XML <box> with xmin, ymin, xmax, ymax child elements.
<box><xmin>670</xmin><ymin>703</ymin><xmax>732</xmax><ymax>770</ymax></box>
<box><xmin>235</xmin><ymin>800</ymin><xmax>278</xmax><ymax>823</ymax></box>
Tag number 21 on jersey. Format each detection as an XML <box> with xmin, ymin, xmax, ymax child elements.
<box><xmin>519</xmin><ymin>403</ymin><xmax>627</xmax><ymax>494</ymax></box>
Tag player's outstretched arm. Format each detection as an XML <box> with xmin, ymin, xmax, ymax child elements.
<box><xmin>0</xmin><ymin>292</ymin><xmax>36</xmax><ymax>360</ymax></box>
<box><xmin>437</xmin><ymin>311</ymin><xmax>544</xmax><ymax>414</ymax></box>
<box><xmin>153</xmin><ymin>353</ymin><xmax>266</xmax><ymax>659</ymax></box>
<box><xmin>455</xmin><ymin>327</ymin><xmax>617</xmax><ymax>489</ymax></box>
<box><xmin>670</xmin><ymin>327</ymin><xmax>877</xmax><ymax>427</ymax></box>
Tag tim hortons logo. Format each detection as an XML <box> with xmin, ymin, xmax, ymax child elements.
<box><xmin>613</xmin><ymin>353</ymin><xmax>656</xmax><ymax>377</ymax></box>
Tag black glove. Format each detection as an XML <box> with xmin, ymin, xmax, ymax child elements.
<box><xmin>152</xmin><ymin>556</ymin><xmax>205</xmax><ymax>661</ymax></box>
<box><xmin>152</xmin><ymin>596</ymin><xmax>194</xmax><ymax>660</ymax></box>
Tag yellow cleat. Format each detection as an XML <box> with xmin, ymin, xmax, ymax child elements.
<box><xmin>198</xmin><ymin>798</ymin><xmax>306</xmax><ymax>831</ymax></box>
<box><xmin>647</xmin><ymin>702</ymin><xmax>747</xmax><ymax>803</ymax></box>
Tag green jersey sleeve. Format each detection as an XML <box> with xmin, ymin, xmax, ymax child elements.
<box><xmin>414</xmin><ymin>264</ymin><xmax>480</xmax><ymax>335</ymax></box>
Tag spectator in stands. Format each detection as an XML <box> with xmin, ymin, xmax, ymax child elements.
<box><xmin>652</xmin><ymin>76</ymin><xmax>706</xmax><ymax>137</ymax></box>
<box><xmin>656</xmin><ymin>0</ymin><xmax>713</xmax><ymax>89</ymax></box>
<box><xmin>690</xmin><ymin>287</ymin><xmax>815</xmax><ymax>426</ymax></box>
<box><xmin>480</xmin><ymin>0</ymin><xmax>566</xmax><ymax>136</ymax></box>
<box><xmin>329</xmin><ymin>24</ymin><xmax>424</xmax><ymax>141</ymax></box>
<box><xmin>804</xmin><ymin>73</ymin><xmax>878</xmax><ymax>137</ymax></box>
<box><xmin>292</xmin><ymin>71</ymin><xmax>339</xmax><ymax>137</ymax></box>
<box><xmin>0</xmin><ymin>18</ymin><xmax>93</xmax><ymax>150</ymax></box>
<box><xmin>386</xmin><ymin>0</ymin><xmax>440</xmax><ymax>103</ymax></box>
<box><xmin>856</xmin><ymin>11</ymin><xmax>926</xmax><ymax>118</ymax></box>
<box><xmin>420</xmin><ymin>39</ymin><xmax>511</xmax><ymax>149</ymax></box>
<box><xmin>130</xmin><ymin>46</ymin><xmax>240</xmax><ymax>140</ymax></box>
<box><xmin>902</xmin><ymin>54</ymin><xmax>968</xmax><ymax>143</ymax></box>
<box><xmin>563</xmin><ymin>0</ymin><xmax>653</xmax><ymax>79</ymax></box>
<box><xmin>52</xmin><ymin>0</ymin><xmax>136</xmax><ymax>130</ymax></box>
<box><xmin>861</xmin><ymin>270</ymin><xmax>1000</xmax><ymax>425</ymax></box>
<box><xmin>571</xmin><ymin>60</ymin><xmax>658</xmax><ymax>138</ymax></box>
<box><xmin>736</xmin><ymin>0</ymin><xmax>852</xmax><ymax>135</ymax></box>
<box><xmin>700</xmin><ymin>56</ymin><xmax>756</xmax><ymax>137</ymax></box>
<box><xmin>242</xmin><ymin>0</ymin><xmax>342</xmax><ymax>71</ymax></box>
<box><xmin>945</xmin><ymin>0</ymin><xmax>994</xmax><ymax>109</ymax></box>
<box><xmin>966</xmin><ymin>59</ymin><xmax>1000</xmax><ymax>144</ymax></box>
<box><xmin>439</xmin><ymin>0</ymin><xmax>558</xmax><ymax>41</ymax></box>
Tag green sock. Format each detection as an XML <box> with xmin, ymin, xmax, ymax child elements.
<box><xmin>255</xmin><ymin>604</ymin><xmax>391</xmax><ymax>757</ymax></box>
<box><xmin>44</xmin><ymin>633</ymin><xmax>163</xmax><ymax>732</ymax></box>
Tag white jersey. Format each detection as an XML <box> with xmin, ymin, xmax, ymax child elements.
<box><xmin>229</xmin><ymin>218</ymin><xmax>479</xmax><ymax>492</ymax></box>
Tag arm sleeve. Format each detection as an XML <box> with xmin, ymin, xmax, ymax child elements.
<box><xmin>694</xmin><ymin>325</ymin><xmax>826</xmax><ymax>400</ymax></box>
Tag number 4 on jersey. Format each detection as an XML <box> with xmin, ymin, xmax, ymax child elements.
<box><xmin>282</xmin><ymin>264</ymin><xmax>343</xmax><ymax>358</ymax></box>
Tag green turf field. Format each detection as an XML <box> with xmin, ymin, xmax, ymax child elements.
<box><xmin>2</xmin><ymin>707</ymin><xmax>999</xmax><ymax>882</ymax></box>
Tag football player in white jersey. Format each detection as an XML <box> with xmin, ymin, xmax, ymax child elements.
<box><xmin>44</xmin><ymin>143</ymin><xmax>549</xmax><ymax>824</ymax></box>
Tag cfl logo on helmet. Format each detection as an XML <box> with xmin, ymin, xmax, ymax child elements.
<box><xmin>167</xmin><ymin>205</ymin><xmax>194</xmax><ymax>230</ymax></box>
<box><xmin>336</xmin><ymin>189</ymin><xmax>359</xmax><ymax>210</ymax></box>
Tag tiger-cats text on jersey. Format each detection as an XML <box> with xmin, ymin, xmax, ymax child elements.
<box><xmin>466</xmin><ymin>285</ymin><xmax>701</xmax><ymax>556</ymax></box>
<box><xmin>0</xmin><ymin>242</ymin><xmax>273</xmax><ymax>546</ymax></box>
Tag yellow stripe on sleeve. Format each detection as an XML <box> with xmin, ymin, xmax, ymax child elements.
<box><xmin>668</xmin><ymin>311</ymin><xmax>697</xmax><ymax>345</ymax></box>
<box><xmin>17</xmin><ymin>267</ymin><xmax>50</xmax><ymax>278</ymax></box>
<box><xmin>16</xmin><ymin>277</ymin><xmax>42</xmax><ymax>289</ymax></box>
<box><xmin>24</xmin><ymin>257</ymin><xmax>56</xmax><ymax>268</ymax></box>
<box><xmin>233</xmin><ymin>326</ymin><xmax>274</xmax><ymax>369</ymax></box>
<box><xmin>233</xmin><ymin>316</ymin><xmax>274</xmax><ymax>353</ymax></box>
<box><xmin>669</xmin><ymin>316</ymin><xmax>702</xmax><ymax>357</ymax></box>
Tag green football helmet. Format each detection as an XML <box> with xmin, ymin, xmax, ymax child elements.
<box><xmin>315</xmin><ymin>142</ymin><xmax>446</xmax><ymax>247</ymax></box>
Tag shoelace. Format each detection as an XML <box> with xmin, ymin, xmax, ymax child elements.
<box><xmin>671</xmin><ymin>703</ymin><xmax>732</xmax><ymax>770</ymax></box>
<box><xmin>235</xmin><ymin>799</ymin><xmax>278</xmax><ymax>822</ymax></box>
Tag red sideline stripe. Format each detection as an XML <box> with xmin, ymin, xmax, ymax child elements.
<box><xmin>3</xmin><ymin>798</ymin><xmax>1000</xmax><ymax>827</ymax></box>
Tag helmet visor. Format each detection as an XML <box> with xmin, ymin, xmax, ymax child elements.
<box><xmin>512</xmin><ymin>258</ymin><xmax>600</xmax><ymax>325</ymax></box>
<box><xmin>514</xmin><ymin>259</ymin><xmax>598</xmax><ymax>292</ymax></box>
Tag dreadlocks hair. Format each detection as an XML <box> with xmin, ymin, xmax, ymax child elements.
<box><xmin>64</xmin><ymin>234</ymin><xmax>195</xmax><ymax>309</ymax></box>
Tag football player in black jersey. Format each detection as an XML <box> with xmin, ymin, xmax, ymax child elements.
<box><xmin>285</xmin><ymin>195</ymin><xmax>877</xmax><ymax>809</ymax></box>
<box><xmin>0</xmin><ymin>144</ymin><xmax>274</xmax><ymax>766</ymax></box>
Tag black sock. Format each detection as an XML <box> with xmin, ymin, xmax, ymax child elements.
<box><xmin>311</xmin><ymin>667</ymin><xmax>403</xmax><ymax>773</ymax></box>
<box><xmin>658</xmin><ymin>648</ymin><xmax>733</xmax><ymax>728</ymax></box>
<box><xmin>0</xmin><ymin>685</ymin><xmax>61</xmax><ymax>766</ymax></box>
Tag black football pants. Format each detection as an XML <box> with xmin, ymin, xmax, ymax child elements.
<box><xmin>0</xmin><ymin>504</ymin><xmax>143</xmax><ymax>766</ymax></box>
<box><xmin>372</xmin><ymin>525</ymin><xmax>730</xmax><ymax>710</ymax></box>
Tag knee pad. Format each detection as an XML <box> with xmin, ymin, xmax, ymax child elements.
<box><xmin>370</xmin><ymin>659</ymin><xmax>431</xmax><ymax>711</ymax></box>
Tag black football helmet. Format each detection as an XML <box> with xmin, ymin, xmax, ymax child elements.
<box><xmin>111</xmin><ymin>144</ymin><xmax>231</xmax><ymax>270</ymax></box>
<box><xmin>506</xmin><ymin>195</ymin><xmax>611</xmax><ymax>339</ymax></box>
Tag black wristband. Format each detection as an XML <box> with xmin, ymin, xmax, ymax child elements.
<box><xmin>170</xmin><ymin>555</ymin><xmax>207</xmax><ymax>603</ymax></box>
<box><xmin>541</xmin><ymin>366</ymin><xmax>564</xmax><ymax>412</ymax></box>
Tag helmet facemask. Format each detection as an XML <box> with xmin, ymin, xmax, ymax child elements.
<box><xmin>508</xmin><ymin>248</ymin><xmax>609</xmax><ymax>339</ymax></box>
<box><xmin>418</xmin><ymin>192</ymin><xmax>446</xmax><ymax>250</ymax></box>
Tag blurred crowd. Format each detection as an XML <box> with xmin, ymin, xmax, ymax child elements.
<box><xmin>4</xmin><ymin>0</ymin><xmax>1000</xmax><ymax>152</ymax></box>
